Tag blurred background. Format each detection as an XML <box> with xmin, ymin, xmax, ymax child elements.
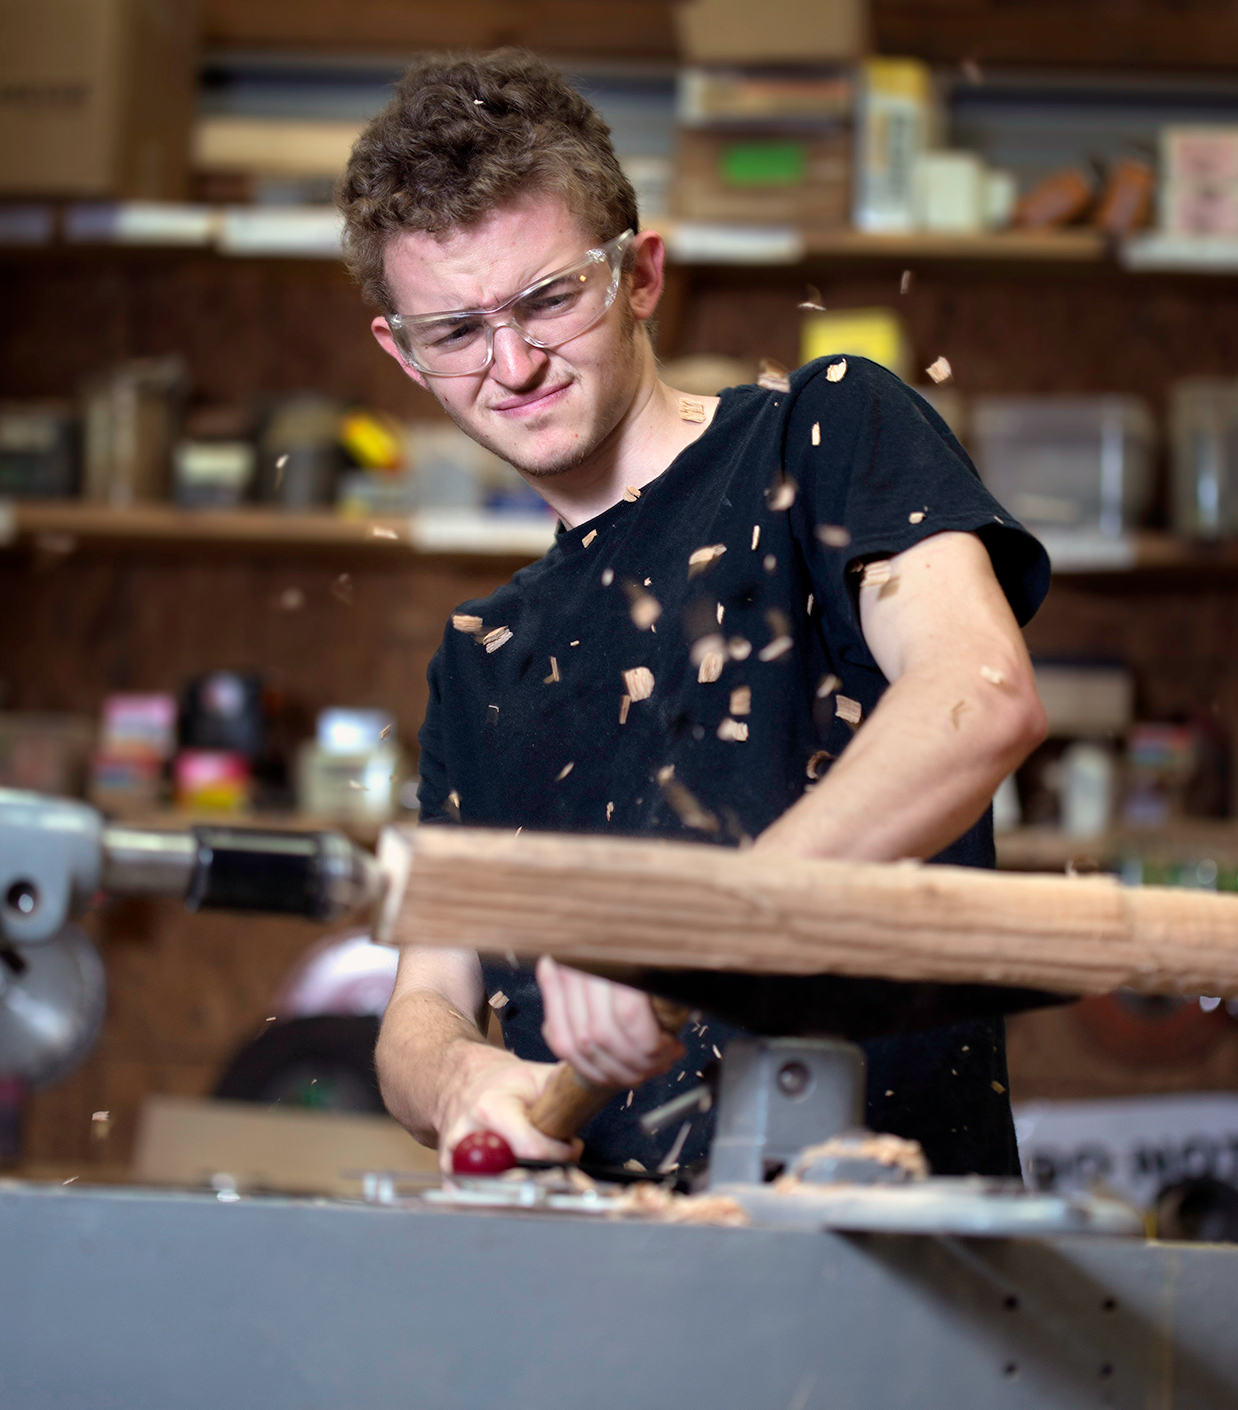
<box><xmin>6</xmin><ymin>0</ymin><xmax>1238</xmax><ymax>1235</ymax></box>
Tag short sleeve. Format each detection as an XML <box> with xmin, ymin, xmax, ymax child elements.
<box><xmin>788</xmin><ymin>358</ymin><xmax>1050</xmax><ymax>629</ymax></box>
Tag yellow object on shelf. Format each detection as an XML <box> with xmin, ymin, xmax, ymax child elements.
<box><xmin>339</xmin><ymin>410</ymin><xmax>405</xmax><ymax>471</ymax></box>
<box><xmin>800</xmin><ymin>307</ymin><xmax>909</xmax><ymax>379</ymax></box>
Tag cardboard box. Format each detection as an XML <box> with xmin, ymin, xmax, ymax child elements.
<box><xmin>675</xmin><ymin>0</ymin><xmax>867</xmax><ymax>63</ymax></box>
<box><xmin>673</xmin><ymin>128</ymin><xmax>851</xmax><ymax>231</ymax></box>
<box><xmin>0</xmin><ymin>0</ymin><xmax>197</xmax><ymax>199</ymax></box>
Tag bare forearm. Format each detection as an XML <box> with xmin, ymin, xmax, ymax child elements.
<box><xmin>376</xmin><ymin>987</ymin><xmax>491</xmax><ymax>1146</ymax></box>
<box><xmin>759</xmin><ymin>662</ymin><xmax>1043</xmax><ymax>862</ymax></box>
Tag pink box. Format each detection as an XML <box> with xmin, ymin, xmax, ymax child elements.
<box><xmin>1162</xmin><ymin>127</ymin><xmax>1238</xmax><ymax>184</ymax></box>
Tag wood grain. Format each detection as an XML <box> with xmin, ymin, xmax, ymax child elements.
<box><xmin>390</xmin><ymin>826</ymin><xmax>1238</xmax><ymax>999</ymax></box>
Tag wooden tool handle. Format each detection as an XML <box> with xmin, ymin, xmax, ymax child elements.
<box><xmin>527</xmin><ymin>998</ymin><xmax>690</xmax><ymax>1142</ymax></box>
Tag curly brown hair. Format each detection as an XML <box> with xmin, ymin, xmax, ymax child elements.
<box><xmin>338</xmin><ymin>49</ymin><xmax>640</xmax><ymax>311</ymax></box>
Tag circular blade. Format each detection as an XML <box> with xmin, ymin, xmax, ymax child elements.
<box><xmin>0</xmin><ymin>925</ymin><xmax>106</xmax><ymax>1087</ymax></box>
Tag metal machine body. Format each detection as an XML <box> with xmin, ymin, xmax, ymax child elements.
<box><xmin>2</xmin><ymin>1180</ymin><xmax>1236</xmax><ymax>1410</ymax></box>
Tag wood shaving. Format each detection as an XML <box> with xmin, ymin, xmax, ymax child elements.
<box><xmin>483</xmin><ymin>626</ymin><xmax>512</xmax><ymax>653</ymax></box>
<box><xmin>900</xmin><ymin>269</ymin><xmax>913</xmax><ymax>295</ymax></box>
<box><xmin>925</xmin><ymin>356</ymin><xmax>953</xmax><ymax>384</ymax></box>
<box><xmin>625</xmin><ymin>1091</ymin><xmax>634</xmax><ymax>1109</ymax></box>
<box><xmin>859</xmin><ymin>560</ymin><xmax>892</xmax><ymax>589</ymax></box>
<box><xmin>347</xmin><ymin>779</ymin><xmax>368</xmax><ymax>791</ymax></box>
<box><xmin>380</xmin><ymin>722</ymin><xmax>393</xmax><ymax>739</ymax></box>
<box><xmin>811</xmin><ymin>421</ymin><xmax>821</xmax><ymax>446</ymax></box>
<box><xmin>659</xmin><ymin>1120</ymin><xmax>692</xmax><ymax>1173</ymax></box>
<box><xmin>91</xmin><ymin>1111</ymin><xmax>110</xmax><ymax>1139</ymax></box>
<box><xmin>611</xmin><ymin>1183</ymin><xmax>749</xmax><ymax>1227</ymax></box>
<box><xmin>806</xmin><ymin>594</ymin><xmax>814</xmax><ymax>614</ymax></box>
<box><xmin>656</xmin><ymin>764</ymin><xmax>675</xmax><ymax>784</ymax></box>
<box><xmin>626</xmin><ymin>585</ymin><xmax>662</xmax><ymax>630</ymax></box>
<box><xmin>763</xmin><ymin>554</ymin><xmax>777</xmax><ymax>573</ymax></box>
<box><xmin>623</xmin><ymin>1157</ymin><xmax>644</xmax><ymax>1171</ymax></box>
<box><xmin>582</xmin><ymin>529</ymin><xmax>598</xmax><ymax>547</ymax></box>
<box><xmin>688</xmin><ymin>543</ymin><xmax>727</xmax><ymax>576</ymax></box>
<box><xmin>717</xmin><ymin>718</ymin><xmax>749</xmax><ymax>742</ymax></box>
<box><xmin>662</xmin><ymin>779</ymin><xmax>719</xmax><ymax>833</ymax></box>
<box><xmin>619</xmin><ymin>694</ymin><xmax>631</xmax><ymax>724</ymax></box>
<box><xmin>825</xmin><ymin>358</ymin><xmax>848</xmax><ymax>383</ymax></box>
<box><xmin>766</xmin><ymin>478</ymin><xmax>797</xmax><ymax>511</ymax></box>
<box><xmin>806</xmin><ymin>749</ymin><xmax>836</xmax><ymax>780</ymax></box>
<box><xmin>606</xmin><ymin>801</ymin><xmax>615</xmax><ymax>821</ymax></box>
<box><xmin>766</xmin><ymin>607</ymin><xmax>790</xmax><ymax>637</ymax></box>
<box><xmin>780</xmin><ymin>1133</ymin><xmax>929</xmax><ymax>1184</ymax></box>
<box><xmin>446</xmin><ymin>790</ymin><xmax>462</xmax><ymax>817</ymax></box>
<box><xmin>488</xmin><ymin>991</ymin><xmax>509</xmax><ymax>1011</ymax></box>
<box><xmin>570</xmin><ymin>640</ymin><xmax>580</xmax><ymax>647</ymax></box>
<box><xmin>728</xmin><ymin>636</ymin><xmax>752</xmax><ymax>660</ymax></box>
<box><xmin>331</xmin><ymin>572</ymin><xmax>354</xmax><ymax>605</ymax></box>
<box><xmin>555</xmin><ymin>761</ymin><xmax>574</xmax><ymax>781</ymax></box>
<box><xmin>716</xmin><ymin>602</ymin><xmax>725</xmax><ymax>624</ymax></box>
<box><xmin>622</xmin><ymin>485</ymin><xmax>641</xmax><ymax>502</ymax></box>
<box><xmin>817</xmin><ymin>673</ymin><xmax>840</xmax><ymax>698</ymax></box>
<box><xmin>816</xmin><ymin>524</ymin><xmax>851</xmax><ymax>548</ymax></box>
<box><xmin>698</xmin><ymin>650</ymin><xmax>725</xmax><ymax>684</ymax></box>
<box><xmin>730</xmin><ymin>686</ymin><xmax>751</xmax><ymax>716</ymax></box>
<box><xmin>544</xmin><ymin>656</ymin><xmax>560</xmax><ymax>684</ymax></box>
<box><xmin>797</xmin><ymin>283</ymin><xmax>826</xmax><ymax>312</ymax></box>
<box><xmin>751</xmin><ymin>525</ymin><xmax>760</xmax><ymax>550</ymax></box>
<box><xmin>486</xmin><ymin>704</ymin><xmax>499</xmax><ymax>725</ymax></box>
<box><xmin>370</xmin><ymin>525</ymin><xmax>399</xmax><ymax>540</ymax></box>
<box><xmin>677</xmin><ymin>397</ymin><xmax>705</xmax><ymax>424</ymax></box>
<box><xmin>909</xmin><ymin>509</ymin><xmax>926</xmax><ymax>524</ymax></box>
<box><xmin>758</xmin><ymin>357</ymin><xmax>792</xmax><ymax>393</ymax></box>
<box><xmin>601</xmin><ymin>568</ymin><xmax>614</xmax><ymax>586</ymax></box>
<box><xmin>979</xmin><ymin>665</ymin><xmax>1008</xmax><ymax>687</ymax></box>
<box><xmin>623</xmin><ymin>666</ymin><xmax>655</xmax><ymax>701</ymax></box>
<box><xmin>758</xmin><ymin>636</ymin><xmax>792</xmax><ymax>662</ymax></box>
<box><xmin>992</xmin><ymin>1080</ymin><xmax>1007</xmax><ymax>1094</ymax></box>
<box><xmin>950</xmin><ymin>699</ymin><xmax>968</xmax><ymax>730</ymax></box>
<box><xmin>836</xmin><ymin>695</ymin><xmax>862</xmax><ymax>725</ymax></box>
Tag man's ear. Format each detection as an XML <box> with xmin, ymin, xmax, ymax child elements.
<box><xmin>626</xmin><ymin>229</ymin><xmax>665</xmax><ymax>323</ymax></box>
<box><xmin>371</xmin><ymin>315</ymin><xmax>429</xmax><ymax>392</ymax></box>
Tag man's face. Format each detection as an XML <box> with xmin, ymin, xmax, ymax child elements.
<box><xmin>373</xmin><ymin>197</ymin><xmax>657</xmax><ymax>480</ymax></box>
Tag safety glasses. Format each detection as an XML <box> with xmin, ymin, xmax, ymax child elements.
<box><xmin>386</xmin><ymin>230</ymin><xmax>634</xmax><ymax>378</ymax></box>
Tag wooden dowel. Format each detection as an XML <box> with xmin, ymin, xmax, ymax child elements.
<box><xmin>379</xmin><ymin>825</ymin><xmax>1238</xmax><ymax>1000</ymax></box>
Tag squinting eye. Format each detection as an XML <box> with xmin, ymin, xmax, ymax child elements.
<box><xmin>426</xmin><ymin>320</ymin><xmax>481</xmax><ymax>348</ymax></box>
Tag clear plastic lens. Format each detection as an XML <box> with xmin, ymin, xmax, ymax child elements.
<box><xmin>392</xmin><ymin>233</ymin><xmax>629</xmax><ymax>376</ymax></box>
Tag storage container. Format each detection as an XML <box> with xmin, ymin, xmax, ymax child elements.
<box><xmin>972</xmin><ymin>395</ymin><xmax>1156</xmax><ymax>537</ymax></box>
<box><xmin>1169</xmin><ymin>378</ymin><xmax>1238</xmax><ymax>537</ymax></box>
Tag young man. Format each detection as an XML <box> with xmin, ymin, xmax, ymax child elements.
<box><xmin>340</xmin><ymin>50</ymin><xmax>1050</xmax><ymax>1179</ymax></box>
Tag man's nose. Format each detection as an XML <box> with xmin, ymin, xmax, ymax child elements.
<box><xmin>490</xmin><ymin>323</ymin><xmax>549</xmax><ymax>385</ymax></box>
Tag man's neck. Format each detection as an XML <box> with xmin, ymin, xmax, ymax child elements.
<box><xmin>526</xmin><ymin>365</ymin><xmax>720</xmax><ymax>529</ymax></box>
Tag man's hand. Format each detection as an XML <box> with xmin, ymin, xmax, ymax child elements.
<box><xmin>537</xmin><ymin>956</ymin><xmax>684</xmax><ymax>1087</ymax></box>
<box><xmin>436</xmin><ymin>1042</ymin><xmax>580</xmax><ymax>1178</ymax></box>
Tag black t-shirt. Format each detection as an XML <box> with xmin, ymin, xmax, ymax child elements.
<box><xmin>417</xmin><ymin>357</ymin><xmax>1051</xmax><ymax>1178</ymax></box>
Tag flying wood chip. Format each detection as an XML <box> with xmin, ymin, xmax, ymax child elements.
<box><xmin>909</xmin><ymin>509</ymin><xmax>926</xmax><ymax>524</ymax></box>
<box><xmin>751</xmin><ymin>525</ymin><xmax>760</xmax><ymax>550</ymax></box>
<box><xmin>331</xmin><ymin>573</ymin><xmax>354</xmax><ymax>605</ymax></box>
<box><xmin>766</xmin><ymin>478</ymin><xmax>797</xmax><ymax>511</ymax></box>
<box><xmin>817</xmin><ymin>673</ymin><xmax>840</xmax><ymax>698</ymax></box>
<box><xmin>730</xmin><ymin>686</ymin><xmax>751</xmax><ymax>716</ymax></box>
<box><xmin>606</xmin><ymin>801</ymin><xmax>615</xmax><ymax>820</ymax></box>
<box><xmin>859</xmin><ymin>560</ymin><xmax>893</xmax><ymax>589</ymax></box>
<box><xmin>900</xmin><ymin>269</ymin><xmax>913</xmax><ymax>295</ymax></box>
<box><xmin>698</xmin><ymin>650</ymin><xmax>725</xmax><ymax>684</ymax></box>
<box><xmin>619</xmin><ymin>694</ymin><xmax>631</xmax><ymax>724</ymax></box>
<box><xmin>716</xmin><ymin>602</ymin><xmax>725</xmax><ymax>624</ymax></box>
<box><xmin>690</xmin><ymin>632</ymin><xmax>726</xmax><ymax>667</ymax></box>
<box><xmin>625</xmin><ymin>583</ymin><xmax>662</xmax><ymax>630</ymax></box>
<box><xmin>717</xmin><ymin>718</ymin><xmax>749</xmax><ymax>742</ymax></box>
<box><xmin>488</xmin><ymin>991</ymin><xmax>509</xmax><ymax>1011</ymax></box>
<box><xmin>816</xmin><ymin>524</ymin><xmax>851</xmax><ymax>548</ymax></box>
<box><xmin>544</xmin><ymin>656</ymin><xmax>560</xmax><ymax>684</ymax></box>
<box><xmin>656</xmin><ymin>764</ymin><xmax>675</xmax><ymax>784</ymax></box>
<box><xmin>925</xmin><ymin>356</ymin><xmax>953</xmax><ymax>384</ymax></box>
<box><xmin>370</xmin><ymin>525</ymin><xmax>399</xmax><ymax>540</ymax></box>
<box><xmin>688</xmin><ymin>543</ymin><xmax>727</xmax><ymax>576</ymax></box>
<box><xmin>678</xmin><ymin>397</ymin><xmax>706</xmax><ymax>424</ymax></box>
<box><xmin>622</xmin><ymin>485</ymin><xmax>641</xmax><ymax>502</ymax></box>
<box><xmin>601</xmin><ymin>567</ymin><xmax>614</xmax><ymax>586</ymax></box>
<box><xmin>806</xmin><ymin>749</ymin><xmax>836</xmax><ymax>779</ymax></box>
<box><xmin>825</xmin><ymin>359</ymin><xmax>848</xmax><ymax>383</ymax></box>
<box><xmin>555</xmin><ymin>762</ymin><xmax>574</xmax><ymax>781</ymax></box>
<box><xmin>836</xmin><ymin>695</ymin><xmax>862</xmax><ymax>725</ymax></box>
<box><xmin>979</xmin><ymin>665</ymin><xmax>1009</xmax><ymax>687</ymax></box>
<box><xmin>623</xmin><ymin>667</ymin><xmax>655</xmax><ymax>701</ymax></box>
<box><xmin>483</xmin><ymin>626</ymin><xmax>513</xmax><ymax>653</ymax></box>
<box><xmin>758</xmin><ymin>357</ymin><xmax>792</xmax><ymax>393</ymax></box>
<box><xmin>728</xmin><ymin>637</ymin><xmax>753</xmax><ymax>660</ymax></box>
<box><xmin>445</xmin><ymin>790</ymin><xmax>462</xmax><ymax>821</ymax></box>
<box><xmin>452</xmin><ymin>613</ymin><xmax>483</xmax><ymax>634</ymax></box>
<box><xmin>758</xmin><ymin>636</ymin><xmax>793</xmax><ymax>662</ymax></box>
<box><xmin>811</xmin><ymin>422</ymin><xmax>821</xmax><ymax>447</ymax></box>
<box><xmin>582</xmin><ymin>529</ymin><xmax>598</xmax><ymax>547</ymax></box>
<box><xmin>763</xmin><ymin>554</ymin><xmax>777</xmax><ymax>573</ymax></box>
<box><xmin>661</xmin><ymin>779</ymin><xmax>719</xmax><ymax>833</ymax></box>
<box><xmin>798</xmin><ymin>284</ymin><xmax>827</xmax><ymax>312</ymax></box>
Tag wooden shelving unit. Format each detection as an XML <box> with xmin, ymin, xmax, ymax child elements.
<box><xmin>998</xmin><ymin>822</ymin><xmax>1238</xmax><ymax>874</ymax></box>
<box><xmin>0</xmin><ymin>501</ymin><xmax>556</xmax><ymax>559</ymax></box>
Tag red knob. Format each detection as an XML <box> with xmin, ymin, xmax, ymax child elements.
<box><xmin>451</xmin><ymin>1129</ymin><xmax>517</xmax><ymax>1176</ymax></box>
